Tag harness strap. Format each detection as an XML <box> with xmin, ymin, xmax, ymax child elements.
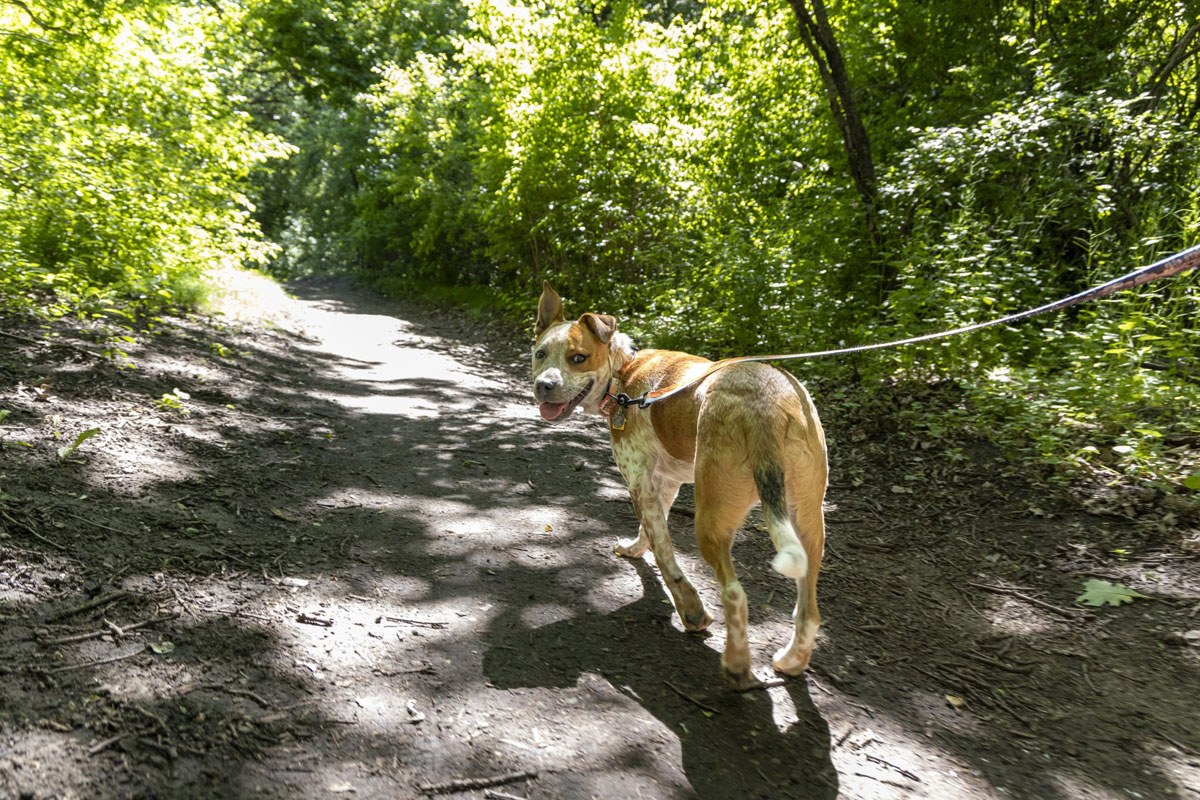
<box><xmin>612</xmin><ymin>244</ymin><xmax>1200</xmax><ymax>410</ymax></box>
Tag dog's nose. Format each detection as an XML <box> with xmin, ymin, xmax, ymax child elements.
<box><xmin>535</xmin><ymin>372</ymin><xmax>560</xmax><ymax>401</ymax></box>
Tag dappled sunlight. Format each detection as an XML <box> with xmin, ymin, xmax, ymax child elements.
<box><xmin>1048</xmin><ymin>772</ymin><xmax>1127</xmax><ymax>799</ymax></box>
<box><xmin>4</xmin><ymin>278</ymin><xmax>1195</xmax><ymax>799</ymax></box>
<box><xmin>85</xmin><ymin>426</ymin><xmax>204</xmax><ymax>486</ymax></box>
<box><xmin>0</xmin><ymin>730</ymin><xmax>92</xmax><ymax>794</ymax></box>
<box><xmin>519</xmin><ymin>602</ymin><xmax>576</xmax><ymax>628</ymax></box>
<box><xmin>982</xmin><ymin>595</ymin><xmax>1064</xmax><ymax>637</ymax></box>
<box><xmin>202</xmin><ymin>265</ymin><xmax>299</xmax><ymax>329</ymax></box>
<box><xmin>1151</xmin><ymin>749</ymin><xmax>1200</xmax><ymax>797</ymax></box>
<box><xmin>767</xmin><ymin>683</ymin><xmax>801</xmax><ymax>733</ymax></box>
<box><xmin>89</xmin><ymin>656</ymin><xmax>205</xmax><ymax>706</ymax></box>
<box><xmin>584</xmin><ymin>568</ymin><xmax>650</xmax><ymax>615</ymax></box>
<box><xmin>824</xmin><ymin>709</ymin><xmax>1002</xmax><ymax>799</ymax></box>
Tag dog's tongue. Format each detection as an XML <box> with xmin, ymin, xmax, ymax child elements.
<box><xmin>539</xmin><ymin>401</ymin><xmax>570</xmax><ymax>421</ymax></box>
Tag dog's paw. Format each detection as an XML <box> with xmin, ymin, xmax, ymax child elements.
<box><xmin>681</xmin><ymin>607</ymin><xmax>713</xmax><ymax>632</ymax></box>
<box><xmin>771</xmin><ymin>646</ymin><xmax>812</xmax><ymax>676</ymax></box>
<box><xmin>613</xmin><ymin>536</ymin><xmax>648</xmax><ymax>558</ymax></box>
<box><xmin>723</xmin><ymin>666</ymin><xmax>765</xmax><ymax>692</ymax></box>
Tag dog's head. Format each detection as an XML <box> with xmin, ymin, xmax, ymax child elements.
<box><xmin>532</xmin><ymin>282</ymin><xmax>631</xmax><ymax>422</ymax></box>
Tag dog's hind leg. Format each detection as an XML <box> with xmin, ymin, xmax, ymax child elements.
<box><xmin>695</xmin><ymin>466</ymin><xmax>759</xmax><ymax>690</ymax></box>
<box><xmin>768</xmin><ymin>413</ymin><xmax>827</xmax><ymax>676</ymax></box>
<box><xmin>768</xmin><ymin>488</ymin><xmax>824</xmax><ymax>675</ymax></box>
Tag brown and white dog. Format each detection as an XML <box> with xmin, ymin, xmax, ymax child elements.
<box><xmin>532</xmin><ymin>283</ymin><xmax>828</xmax><ymax>690</ymax></box>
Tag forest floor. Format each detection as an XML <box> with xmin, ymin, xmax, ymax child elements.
<box><xmin>1</xmin><ymin>276</ymin><xmax>1198</xmax><ymax>800</ymax></box>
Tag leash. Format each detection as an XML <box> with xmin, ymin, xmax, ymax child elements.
<box><xmin>612</xmin><ymin>244</ymin><xmax>1200</xmax><ymax>410</ymax></box>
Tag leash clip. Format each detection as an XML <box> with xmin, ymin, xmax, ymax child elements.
<box><xmin>614</xmin><ymin>391</ymin><xmax>650</xmax><ymax>409</ymax></box>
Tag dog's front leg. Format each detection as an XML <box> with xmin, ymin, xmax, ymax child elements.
<box><xmin>625</xmin><ymin>474</ymin><xmax>712</xmax><ymax>632</ymax></box>
<box><xmin>614</xmin><ymin>478</ymin><xmax>680</xmax><ymax>559</ymax></box>
<box><xmin>614</xmin><ymin>526</ymin><xmax>650</xmax><ymax>559</ymax></box>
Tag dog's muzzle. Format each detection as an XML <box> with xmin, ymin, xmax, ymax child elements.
<box><xmin>534</xmin><ymin>370</ymin><xmax>561</xmax><ymax>403</ymax></box>
<box><xmin>536</xmin><ymin>376</ymin><xmax>594</xmax><ymax>422</ymax></box>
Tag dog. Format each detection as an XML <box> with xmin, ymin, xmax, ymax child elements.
<box><xmin>532</xmin><ymin>283</ymin><xmax>828</xmax><ymax>690</ymax></box>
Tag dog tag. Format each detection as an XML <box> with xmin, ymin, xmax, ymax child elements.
<box><xmin>611</xmin><ymin>408</ymin><xmax>626</xmax><ymax>431</ymax></box>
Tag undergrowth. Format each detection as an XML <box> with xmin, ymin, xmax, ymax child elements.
<box><xmin>369</xmin><ymin>276</ymin><xmax>1200</xmax><ymax>525</ymax></box>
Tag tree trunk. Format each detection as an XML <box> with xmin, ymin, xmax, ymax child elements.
<box><xmin>785</xmin><ymin>0</ymin><xmax>879</xmax><ymax>245</ymax></box>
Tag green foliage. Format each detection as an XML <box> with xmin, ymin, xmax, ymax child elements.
<box><xmin>57</xmin><ymin>427</ymin><xmax>100</xmax><ymax>460</ymax></box>
<box><xmin>157</xmin><ymin>389</ymin><xmax>191</xmax><ymax>415</ymax></box>
<box><xmin>0</xmin><ymin>0</ymin><xmax>292</xmax><ymax>319</ymax></box>
<box><xmin>241</xmin><ymin>0</ymin><xmax>1197</xmax><ymax>492</ymax></box>
<box><xmin>1076</xmin><ymin>579</ymin><xmax>1152</xmax><ymax>607</ymax></box>
<box><xmin>1</xmin><ymin>0</ymin><xmax>1197</xmax><ymax>496</ymax></box>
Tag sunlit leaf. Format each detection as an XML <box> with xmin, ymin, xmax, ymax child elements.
<box><xmin>1076</xmin><ymin>579</ymin><xmax>1151</xmax><ymax>607</ymax></box>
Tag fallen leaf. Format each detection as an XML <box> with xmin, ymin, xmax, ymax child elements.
<box><xmin>1075</xmin><ymin>579</ymin><xmax>1151</xmax><ymax>607</ymax></box>
<box><xmin>149</xmin><ymin>641</ymin><xmax>175</xmax><ymax>654</ymax></box>
<box><xmin>945</xmin><ymin>694</ymin><xmax>966</xmax><ymax>709</ymax></box>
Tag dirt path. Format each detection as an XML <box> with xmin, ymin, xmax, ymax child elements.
<box><xmin>1</xmin><ymin>278</ymin><xmax>1197</xmax><ymax>799</ymax></box>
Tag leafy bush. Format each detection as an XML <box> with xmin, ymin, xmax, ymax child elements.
<box><xmin>0</xmin><ymin>1</ymin><xmax>291</xmax><ymax>319</ymax></box>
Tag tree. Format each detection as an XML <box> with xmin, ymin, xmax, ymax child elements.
<box><xmin>784</xmin><ymin>0</ymin><xmax>878</xmax><ymax>245</ymax></box>
<box><xmin>0</xmin><ymin>0</ymin><xmax>291</xmax><ymax>316</ymax></box>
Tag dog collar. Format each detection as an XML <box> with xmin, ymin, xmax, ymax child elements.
<box><xmin>599</xmin><ymin>378</ymin><xmax>618</xmax><ymax>417</ymax></box>
<box><xmin>599</xmin><ymin>377</ymin><xmax>630</xmax><ymax>431</ymax></box>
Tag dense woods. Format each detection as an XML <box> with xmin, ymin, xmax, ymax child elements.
<box><xmin>1</xmin><ymin>0</ymin><xmax>1198</xmax><ymax>488</ymax></box>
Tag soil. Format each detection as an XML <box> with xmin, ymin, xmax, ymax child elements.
<box><xmin>1</xmin><ymin>277</ymin><xmax>1198</xmax><ymax>800</ymax></box>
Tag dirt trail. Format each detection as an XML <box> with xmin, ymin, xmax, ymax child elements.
<box><xmin>0</xmin><ymin>278</ymin><xmax>1197</xmax><ymax>799</ymax></box>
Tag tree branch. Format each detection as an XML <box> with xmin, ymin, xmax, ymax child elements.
<box><xmin>4</xmin><ymin>0</ymin><xmax>66</xmax><ymax>32</ymax></box>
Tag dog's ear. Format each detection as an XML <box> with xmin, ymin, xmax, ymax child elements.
<box><xmin>536</xmin><ymin>282</ymin><xmax>566</xmax><ymax>338</ymax></box>
<box><xmin>580</xmin><ymin>313</ymin><xmax>617</xmax><ymax>344</ymax></box>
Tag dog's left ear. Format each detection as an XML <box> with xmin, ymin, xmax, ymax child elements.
<box><xmin>580</xmin><ymin>313</ymin><xmax>617</xmax><ymax>344</ymax></box>
<box><xmin>536</xmin><ymin>282</ymin><xmax>566</xmax><ymax>338</ymax></box>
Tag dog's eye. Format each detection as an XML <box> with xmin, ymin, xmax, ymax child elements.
<box><xmin>535</xmin><ymin>349</ymin><xmax>546</xmax><ymax>360</ymax></box>
<box><xmin>571</xmin><ymin>353</ymin><xmax>588</xmax><ymax>365</ymax></box>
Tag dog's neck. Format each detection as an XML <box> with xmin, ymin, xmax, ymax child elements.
<box><xmin>595</xmin><ymin>332</ymin><xmax>637</xmax><ymax>418</ymax></box>
<box><xmin>608</xmin><ymin>332</ymin><xmax>636</xmax><ymax>375</ymax></box>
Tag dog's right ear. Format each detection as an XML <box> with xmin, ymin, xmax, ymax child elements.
<box><xmin>535</xmin><ymin>281</ymin><xmax>566</xmax><ymax>338</ymax></box>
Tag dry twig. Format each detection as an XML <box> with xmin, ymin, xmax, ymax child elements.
<box><xmin>418</xmin><ymin>769</ymin><xmax>538</xmax><ymax>796</ymax></box>
<box><xmin>47</xmin><ymin>590</ymin><xmax>130</xmax><ymax>622</ymax></box>
<box><xmin>87</xmin><ymin>733</ymin><xmax>129</xmax><ymax>756</ymax></box>
<box><xmin>50</xmin><ymin>643</ymin><xmax>146</xmax><ymax>673</ymax></box>
<box><xmin>380</xmin><ymin>615</ymin><xmax>448</xmax><ymax>628</ymax></box>
<box><xmin>968</xmin><ymin>582</ymin><xmax>1086</xmax><ymax>619</ymax></box>
<box><xmin>664</xmin><ymin>680</ymin><xmax>720</xmax><ymax>715</ymax></box>
<box><xmin>42</xmin><ymin>612</ymin><xmax>179</xmax><ymax>645</ymax></box>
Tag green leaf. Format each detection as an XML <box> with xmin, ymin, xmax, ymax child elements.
<box><xmin>1184</xmin><ymin>471</ymin><xmax>1200</xmax><ymax>492</ymax></box>
<box><xmin>1076</xmin><ymin>579</ymin><xmax>1151</xmax><ymax>607</ymax></box>
<box><xmin>149</xmin><ymin>641</ymin><xmax>175</xmax><ymax>654</ymax></box>
<box><xmin>57</xmin><ymin>427</ymin><xmax>101</xmax><ymax>460</ymax></box>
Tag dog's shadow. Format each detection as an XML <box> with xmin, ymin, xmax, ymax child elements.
<box><xmin>484</xmin><ymin>560</ymin><xmax>838</xmax><ymax>798</ymax></box>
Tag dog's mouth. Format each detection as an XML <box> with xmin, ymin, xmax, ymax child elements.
<box><xmin>538</xmin><ymin>380</ymin><xmax>594</xmax><ymax>422</ymax></box>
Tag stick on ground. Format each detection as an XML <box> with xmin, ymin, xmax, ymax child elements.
<box><xmin>418</xmin><ymin>769</ymin><xmax>538</xmax><ymax>796</ymax></box>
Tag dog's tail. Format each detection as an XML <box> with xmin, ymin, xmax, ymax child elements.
<box><xmin>754</xmin><ymin>463</ymin><xmax>808</xmax><ymax>580</ymax></box>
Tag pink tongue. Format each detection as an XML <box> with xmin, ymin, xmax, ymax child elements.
<box><xmin>540</xmin><ymin>401</ymin><xmax>570</xmax><ymax>421</ymax></box>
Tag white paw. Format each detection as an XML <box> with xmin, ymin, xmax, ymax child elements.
<box><xmin>772</xmin><ymin>645</ymin><xmax>812</xmax><ymax>676</ymax></box>
<box><xmin>614</xmin><ymin>536</ymin><xmax>648</xmax><ymax>558</ymax></box>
